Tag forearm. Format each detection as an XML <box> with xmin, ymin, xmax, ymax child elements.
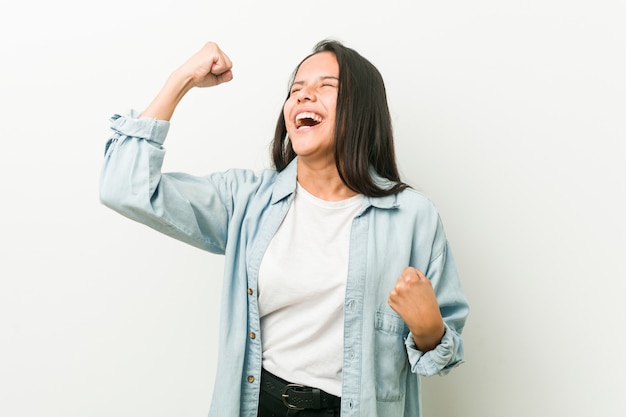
<box><xmin>410</xmin><ymin>319</ymin><xmax>445</xmax><ymax>352</ymax></box>
<box><xmin>141</xmin><ymin>68</ymin><xmax>194</xmax><ymax>121</ymax></box>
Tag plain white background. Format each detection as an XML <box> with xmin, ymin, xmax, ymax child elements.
<box><xmin>1</xmin><ymin>1</ymin><xmax>624</xmax><ymax>416</ymax></box>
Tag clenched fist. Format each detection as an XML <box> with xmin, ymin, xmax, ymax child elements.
<box><xmin>388</xmin><ymin>267</ymin><xmax>445</xmax><ymax>352</ymax></box>
<box><xmin>141</xmin><ymin>41</ymin><xmax>234</xmax><ymax>121</ymax></box>
<box><xmin>175</xmin><ymin>41</ymin><xmax>234</xmax><ymax>89</ymax></box>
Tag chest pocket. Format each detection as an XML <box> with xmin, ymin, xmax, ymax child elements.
<box><xmin>374</xmin><ymin>310</ymin><xmax>409</xmax><ymax>401</ymax></box>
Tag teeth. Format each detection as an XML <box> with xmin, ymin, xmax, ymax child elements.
<box><xmin>295</xmin><ymin>112</ymin><xmax>322</xmax><ymax>123</ymax></box>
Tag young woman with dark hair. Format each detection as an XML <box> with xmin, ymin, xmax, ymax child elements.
<box><xmin>100</xmin><ymin>39</ymin><xmax>469</xmax><ymax>417</ymax></box>
<box><xmin>272</xmin><ymin>40</ymin><xmax>407</xmax><ymax>198</ymax></box>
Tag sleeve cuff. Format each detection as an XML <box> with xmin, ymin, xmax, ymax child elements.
<box><xmin>405</xmin><ymin>324</ymin><xmax>461</xmax><ymax>376</ymax></box>
<box><xmin>110</xmin><ymin>109</ymin><xmax>170</xmax><ymax>145</ymax></box>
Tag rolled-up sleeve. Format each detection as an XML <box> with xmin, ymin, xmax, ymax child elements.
<box><xmin>405</xmin><ymin>323</ymin><xmax>464</xmax><ymax>376</ymax></box>
<box><xmin>99</xmin><ymin>110</ymin><xmax>236</xmax><ymax>253</ymax></box>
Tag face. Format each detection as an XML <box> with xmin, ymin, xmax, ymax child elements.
<box><xmin>283</xmin><ymin>51</ymin><xmax>339</xmax><ymax>162</ymax></box>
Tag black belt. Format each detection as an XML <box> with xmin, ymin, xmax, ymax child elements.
<box><xmin>260</xmin><ymin>368</ymin><xmax>341</xmax><ymax>411</ymax></box>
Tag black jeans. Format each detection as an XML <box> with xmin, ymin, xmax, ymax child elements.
<box><xmin>257</xmin><ymin>370</ymin><xmax>341</xmax><ymax>417</ymax></box>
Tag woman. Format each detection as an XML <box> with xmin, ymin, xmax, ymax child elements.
<box><xmin>100</xmin><ymin>39</ymin><xmax>469</xmax><ymax>417</ymax></box>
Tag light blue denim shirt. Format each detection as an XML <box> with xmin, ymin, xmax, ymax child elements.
<box><xmin>99</xmin><ymin>111</ymin><xmax>469</xmax><ymax>417</ymax></box>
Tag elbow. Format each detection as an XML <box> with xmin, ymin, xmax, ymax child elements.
<box><xmin>99</xmin><ymin>178</ymin><xmax>123</xmax><ymax>213</ymax></box>
<box><xmin>99</xmin><ymin>172</ymin><xmax>159</xmax><ymax>222</ymax></box>
<box><xmin>99</xmin><ymin>173</ymin><xmax>135</xmax><ymax>216</ymax></box>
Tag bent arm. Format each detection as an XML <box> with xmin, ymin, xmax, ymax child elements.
<box><xmin>99</xmin><ymin>42</ymin><xmax>238</xmax><ymax>252</ymax></box>
<box><xmin>404</xmin><ymin>218</ymin><xmax>470</xmax><ymax>376</ymax></box>
<box><xmin>99</xmin><ymin>111</ymin><xmax>233</xmax><ymax>253</ymax></box>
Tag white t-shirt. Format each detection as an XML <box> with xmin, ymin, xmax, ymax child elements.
<box><xmin>258</xmin><ymin>183</ymin><xmax>364</xmax><ymax>396</ymax></box>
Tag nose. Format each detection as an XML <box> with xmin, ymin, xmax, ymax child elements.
<box><xmin>296</xmin><ymin>85</ymin><xmax>316</xmax><ymax>103</ymax></box>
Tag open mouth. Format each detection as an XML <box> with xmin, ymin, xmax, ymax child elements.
<box><xmin>295</xmin><ymin>112</ymin><xmax>323</xmax><ymax>129</ymax></box>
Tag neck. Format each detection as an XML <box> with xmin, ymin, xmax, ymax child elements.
<box><xmin>296</xmin><ymin>157</ymin><xmax>357</xmax><ymax>201</ymax></box>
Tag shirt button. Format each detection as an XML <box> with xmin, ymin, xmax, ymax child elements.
<box><xmin>247</xmin><ymin>375</ymin><xmax>255</xmax><ymax>383</ymax></box>
<box><xmin>249</xmin><ymin>332</ymin><xmax>256</xmax><ymax>339</ymax></box>
<box><xmin>247</xmin><ymin>288</ymin><xmax>253</xmax><ymax>295</ymax></box>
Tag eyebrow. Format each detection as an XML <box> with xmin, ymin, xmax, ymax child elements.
<box><xmin>292</xmin><ymin>76</ymin><xmax>339</xmax><ymax>86</ymax></box>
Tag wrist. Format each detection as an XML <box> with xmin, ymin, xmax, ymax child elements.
<box><xmin>410</xmin><ymin>321</ymin><xmax>445</xmax><ymax>352</ymax></box>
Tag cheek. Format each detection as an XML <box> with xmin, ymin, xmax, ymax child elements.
<box><xmin>283</xmin><ymin>106</ymin><xmax>296</xmax><ymax>138</ymax></box>
<box><xmin>283</xmin><ymin>101</ymin><xmax>293</xmax><ymax>125</ymax></box>
<box><xmin>324</xmin><ymin>96</ymin><xmax>338</xmax><ymax>119</ymax></box>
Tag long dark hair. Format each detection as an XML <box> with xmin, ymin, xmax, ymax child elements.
<box><xmin>271</xmin><ymin>39</ymin><xmax>409</xmax><ymax>197</ymax></box>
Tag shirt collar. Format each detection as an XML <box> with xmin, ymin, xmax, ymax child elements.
<box><xmin>364</xmin><ymin>167</ymin><xmax>399</xmax><ymax>210</ymax></box>
<box><xmin>270</xmin><ymin>157</ymin><xmax>400</xmax><ymax>210</ymax></box>
<box><xmin>270</xmin><ymin>158</ymin><xmax>299</xmax><ymax>204</ymax></box>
